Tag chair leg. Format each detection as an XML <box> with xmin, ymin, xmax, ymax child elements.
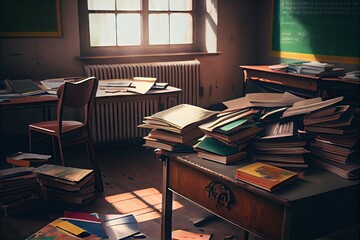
<box><xmin>85</xmin><ymin>138</ymin><xmax>103</xmax><ymax>192</ymax></box>
<box><xmin>56</xmin><ymin>136</ymin><xmax>65</xmax><ymax>166</ymax></box>
<box><xmin>29</xmin><ymin>129</ymin><xmax>33</xmax><ymax>152</ymax></box>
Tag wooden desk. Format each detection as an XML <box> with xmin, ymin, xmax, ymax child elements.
<box><xmin>158</xmin><ymin>150</ymin><xmax>360</xmax><ymax>240</ymax></box>
<box><xmin>240</xmin><ymin>65</ymin><xmax>360</xmax><ymax>105</ymax></box>
<box><xmin>0</xmin><ymin>85</ymin><xmax>181</xmax><ymax>162</ymax></box>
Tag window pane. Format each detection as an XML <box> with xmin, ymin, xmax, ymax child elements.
<box><xmin>116</xmin><ymin>0</ymin><xmax>141</xmax><ymax>11</ymax></box>
<box><xmin>117</xmin><ymin>14</ymin><xmax>141</xmax><ymax>46</ymax></box>
<box><xmin>149</xmin><ymin>14</ymin><xmax>169</xmax><ymax>45</ymax></box>
<box><xmin>149</xmin><ymin>0</ymin><xmax>168</xmax><ymax>11</ymax></box>
<box><xmin>88</xmin><ymin>0</ymin><xmax>115</xmax><ymax>10</ymax></box>
<box><xmin>170</xmin><ymin>13</ymin><xmax>192</xmax><ymax>44</ymax></box>
<box><xmin>89</xmin><ymin>14</ymin><xmax>116</xmax><ymax>46</ymax></box>
<box><xmin>170</xmin><ymin>0</ymin><xmax>192</xmax><ymax>11</ymax></box>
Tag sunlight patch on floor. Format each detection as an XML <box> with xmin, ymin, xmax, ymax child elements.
<box><xmin>105</xmin><ymin>188</ymin><xmax>183</xmax><ymax>222</ymax></box>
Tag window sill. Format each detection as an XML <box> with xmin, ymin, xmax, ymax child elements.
<box><xmin>77</xmin><ymin>51</ymin><xmax>221</xmax><ymax>60</ymax></box>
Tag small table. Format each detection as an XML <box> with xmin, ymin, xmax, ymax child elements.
<box><xmin>157</xmin><ymin>150</ymin><xmax>360</xmax><ymax>240</ymax></box>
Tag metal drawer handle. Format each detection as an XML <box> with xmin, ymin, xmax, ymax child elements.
<box><xmin>205</xmin><ymin>181</ymin><xmax>233</xmax><ymax>209</ymax></box>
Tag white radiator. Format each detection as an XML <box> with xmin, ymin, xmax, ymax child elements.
<box><xmin>85</xmin><ymin>60</ymin><xmax>200</xmax><ymax>144</ymax></box>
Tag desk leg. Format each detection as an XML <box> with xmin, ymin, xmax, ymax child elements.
<box><xmin>244</xmin><ymin>230</ymin><xmax>249</xmax><ymax>240</ymax></box>
<box><xmin>161</xmin><ymin>156</ymin><xmax>173</xmax><ymax>240</ymax></box>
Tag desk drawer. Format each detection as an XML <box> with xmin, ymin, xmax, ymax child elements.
<box><xmin>168</xmin><ymin>159</ymin><xmax>286</xmax><ymax>240</ymax></box>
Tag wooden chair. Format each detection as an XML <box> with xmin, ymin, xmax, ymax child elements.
<box><xmin>28</xmin><ymin>76</ymin><xmax>103</xmax><ymax>192</ymax></box>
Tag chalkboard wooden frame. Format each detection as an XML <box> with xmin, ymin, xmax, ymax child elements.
<box><xmin>0</xmin><ymin>0</ymin><xmax>61</xmax><ymax>37</ymax></box>
<box><xmin>270</xmin><ymin>0</ymin><xmax>360</xmax><ymax>64</ymax></box>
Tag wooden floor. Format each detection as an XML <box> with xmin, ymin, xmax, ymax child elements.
<box><xmin>0</xmin><ymin>144</ymin><xmax>358</xmax><ymax>240</ymax></box>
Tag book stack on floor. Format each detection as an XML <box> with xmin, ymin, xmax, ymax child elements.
<box><xmin>0</xmin><ymin>167</ymin><xmax>40</xmax><ymax>216</ymax></box>
<box><xmin>26</xmin><ymin>210</ymin><xmax>140</xmax><ymax>240</ymax></box>
<box><xmin>195</xmin><ymin>108</ymin><xmax>262</xmax><ymax>164</ymax></box>
<box><xmin>35</xmin><ymin>164</ymin><xmax>96</xmax><ymax>205</ymax></box>
<box><xmin>250</xmin><ymin>121</ymin><xmax>309</xmax><ymax>170</ymax></box>
<box><xmin>139</xmin><ymin>104</ymin><xmax>218</xmax><ymax>152</ymax></box>
<box><xmin>301</xmin><ymin>102</ymin><xmax>360</xmax><ymax>179</ymax></box>
<box><xmin>6</xmin><ymin>152</ymin><xmax>51</xmax><ymax>167</ymax></box>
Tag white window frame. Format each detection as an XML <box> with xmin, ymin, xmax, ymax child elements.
<box><xmin>78</xmin><ymin>0</ymin><xmax>208</xmax><ymax>57</ymax></box>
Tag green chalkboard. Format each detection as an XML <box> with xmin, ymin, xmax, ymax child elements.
<box><xmin>271</xmin><ymin>0</ymin><xmax>360</xmax><ymax>64</ymax></box>
<box><xmin>0</xmin><ymin>0</ymin><xmax>61</xmax><ymax>37</ymax></box>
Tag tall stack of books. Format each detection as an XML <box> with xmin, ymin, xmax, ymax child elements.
<box><xmin>250</xmin><ymin>122</ymin><xmax>309</xmax><ymax>170</ymax></box>
<box><xmin>302</xmin><ymin>103</ymin><xmax>360</xmax><ymax>179</ymax></box>
<box><xmin>0</xmin><ymin>167</ymin><xmax>40</xmax><ymax>216</ymax></box>
<box><xmin>35</xmin><ymin>164</ymin><xmax>96</xmax><ymax>205</ymax></box>
<box><xmin>138</xmin><ymin>104</ymin><xmax>218</xmax><ymax>152</ymax></box>
<box><xmin>195</xmin><ymin>108</ymin><xmax>261</xmax><ymax>164</ymax></box>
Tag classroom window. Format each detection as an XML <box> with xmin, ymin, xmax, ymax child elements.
<box><xmin>78</xmin><ymin>0</ymin><xmax>217</xmax><ymax>57</ymax></box>
<box><xmin>84</xmin><ymin>0</ymin><xmax>192</xmax><ymax>47</ymax></box>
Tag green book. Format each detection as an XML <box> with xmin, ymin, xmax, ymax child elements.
<box><xmin>213</xmin><ymin>119</ymin><xmax>255</xmax><ymax>135</ymax></box>
<box><xmin>194</xmin><ymin>137</ymin><xmax>241</xmax><ymax>156</ymax></box>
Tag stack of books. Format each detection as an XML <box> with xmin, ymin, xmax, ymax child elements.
<box><xmin>302</xmin><ymin>102</ymin><xmax>360</xmax><ymax>179</ymax></box>
<box><xmin>299</xmin><ymin>61</ymin><xmax>345</xmax><ymax>78</ymax></box>
<box><xmin>250</xmin><ymin>122</ymin><xmax>309</xmax><ymax>169</ymax></box>
<box><xmin>139</xmin><ymin>104</ymin><xmax>218</xmax><ymax>152</ymax></box>
<box><xmin>269</xmin><ymin>61</ymin><xmax>346</xmax><ymax>78</ymax></box>
<box><xmin>0</xmin><ymin>167</ymin><xmax>40</xmax><ymax>216</ymax></box>
<box><xmin>195</xmin><ymin>108</ymin><xmax>261</xmax><ymax>164</ymax></box>
<box><xmin>35</xmin><ymin>164</ymin><xmax>96</xmax><ymax>205</ymax></box>
<box><xmin>6</xmin><ymin>152</ymin><xmax>51</xmax><ymax>167</ymax></box>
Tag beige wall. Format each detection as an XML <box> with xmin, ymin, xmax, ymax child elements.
<box><xmin>2</xmin><ymin>0</ymin><xmax>357</xmax><ymax>108</ymax></box>
<box><xmin>0</xmin><ymin>0</ymin><xmax>260</xmax><ymax>108</ymax></box>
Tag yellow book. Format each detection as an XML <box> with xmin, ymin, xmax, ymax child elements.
<box><xmin>235</xmin><ymin>162</ymin><xmax>298</xmax><ymax>192</ymax></box>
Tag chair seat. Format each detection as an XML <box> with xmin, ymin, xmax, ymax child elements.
<box><xmin>29</xmin><ymin>120</ymin><xmax>85</xmax><ymax>135</ymax></box>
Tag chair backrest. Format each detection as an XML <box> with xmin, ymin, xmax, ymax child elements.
<box><xmin>56</xmin><ymin>76</ymin><xmax>98</xmax><ymax>133</ymax></box>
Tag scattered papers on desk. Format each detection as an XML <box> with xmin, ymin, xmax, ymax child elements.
<box><xmin>4</xmin><ymin>79</ymin><xmax>46</xmax><ymax>96</ymax></box>
<box><xmin>282</xmin><ymin>96</ymin><xmax>343</xmax><ymax>118</ymax></box>
<box><xmin>129</xmin><ymin>77</ymin><xmax>157</xmax><ymax>94</ymax></box>
<box><xmin>40</xmin><ymin>77</ymin><xmax>83</xmax><ymax>90</ymax></box>
<box><xmin>222</xmin><ymin>92</ymin><xmax>305</xmax><ymax>110</ymax></box>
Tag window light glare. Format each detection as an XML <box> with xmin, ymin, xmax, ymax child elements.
<box><xmin>170</xmin><ymin>0</ymin><xmax>192</xmax><ymax>11</ymax></box>
<box><xmin>149</xmin><ymin>14</ymin><xmax>169</xmax><ymax>45</ymax></box>
<box><xmin>149</xmin><ymin>0</ymin><xmax>168</xmax><ymax>11</ymax></box>
<box><xmin>116</xmin><ymin>0</ymin><xmax>141</xmax><ymax>11</ymax></box>
<box><xmin>117</xmin><ymin>14</ymin><xmax>141</xmax><ymax>46</ymax></box>
<box><xmin>170</xmin><ymin>13</ymin><xmax>192</xmax><ymax>44</ymax></box>
<box><xmin>89</xmin><ymin>14</ymin><xmax>116</xmax><ymax>46</ymax></box>
<box><xmin>88</xmin><ymin>0</ymin><xmax>114</xmax><ymax>10</ymax></box>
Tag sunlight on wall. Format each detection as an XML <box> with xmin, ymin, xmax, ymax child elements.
<box><xmin>205</xmin><ymin>0</ymin><xmax>218</xmax><ymax>53</ymax></box>
<box><xmin>105</xmin><ymin>188</ymin><xmax>183</xmax><ymax>223</ymax></box>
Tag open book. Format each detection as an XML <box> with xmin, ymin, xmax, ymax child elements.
<box><xmin>4</xmin><ymin>79</ymin><xmax>46</xmax><ymax>96</ymax></box>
